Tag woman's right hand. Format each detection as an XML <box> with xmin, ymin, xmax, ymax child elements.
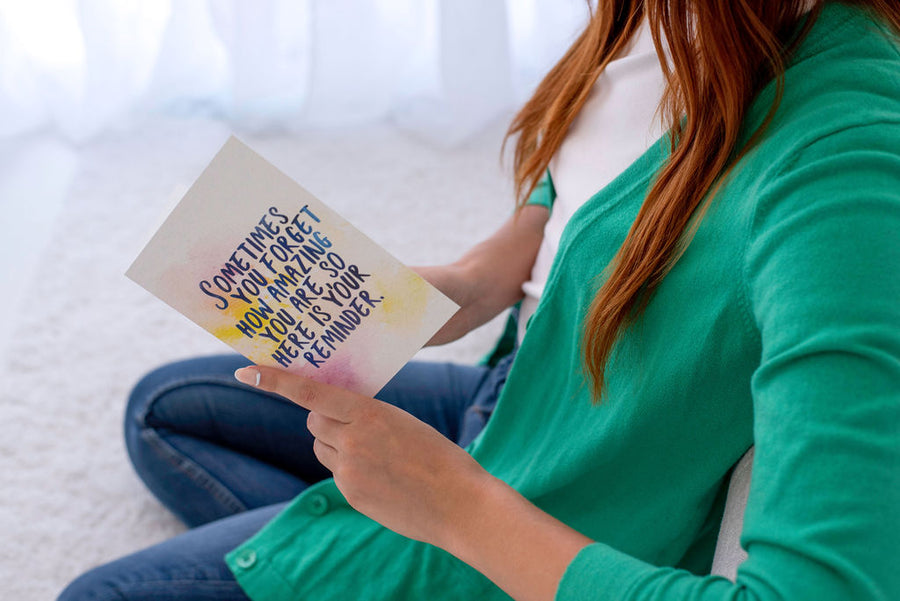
<box><xmin>412</xmin><ymin>204</ymin><xmax>550</xmax><ymax>346</ymax></box>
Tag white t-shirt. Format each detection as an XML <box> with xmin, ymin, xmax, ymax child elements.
<box><xmin>518</xmin><ymin>18</ymin><xmax>667</xmax><ymax>342</ymax></box>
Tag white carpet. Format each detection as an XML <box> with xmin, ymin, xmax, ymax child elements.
<box><xmin>0</xmin><ymin>117</ymin><xmax>512</xmax><ymax>599</ymax></box>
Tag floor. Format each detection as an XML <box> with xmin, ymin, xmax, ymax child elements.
<box><xmin>0</xmin><ymin>135</ymin><xmax>78</xmax><ymax>362</ymax></box>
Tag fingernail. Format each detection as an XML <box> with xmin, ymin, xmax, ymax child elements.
<box><xmin>234</xmin><ymin>367</ymin><xmax>260</xmax><ymax>387</ymax></box>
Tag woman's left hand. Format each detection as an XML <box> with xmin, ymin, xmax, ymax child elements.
<box><xmin>234</xmin><ymin>365</ymin><xmax>492</xmax><ymax>550</ymax></box>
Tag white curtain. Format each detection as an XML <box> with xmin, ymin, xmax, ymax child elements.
<box><xmin>0</xmin><ymin>0</ymin><xmax>588</xmax><ymax>145</ymax></box>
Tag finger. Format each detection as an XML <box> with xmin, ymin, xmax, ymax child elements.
<box><xmin>312</xmin><ymin>438</ymin><xmax>339</xmax><ymax>471</ymax></box>
<box><xmin>234</xmin><ymin>366</ymin><xmax>357</xmax><ymax>421</ymax></box>
<box><xmin>307</xmin><ymin>411</ymin><xmax>344</xmax><ymax>446</ymax></box>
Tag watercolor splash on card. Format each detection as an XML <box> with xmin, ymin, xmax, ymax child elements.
<box><xmin>126</xmin><ymin>136</ymin><xmax>459</xmax><ymax>397</ymax></box>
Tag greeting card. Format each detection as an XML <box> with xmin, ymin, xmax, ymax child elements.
<box><xmin>127</xmin><ymin>137</ymin><xmax>458</xmax><ymax>397</ymax></box>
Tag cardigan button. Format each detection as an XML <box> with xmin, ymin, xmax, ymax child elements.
<box><xmin>304</xmin><ymin>493</ymin><xmax>330</xmax><ymax>516</ymax></box>
<box><xmin>235</xmin><ymin>549</ymin><xmax>257</xmax><ymax>569</ymax></box>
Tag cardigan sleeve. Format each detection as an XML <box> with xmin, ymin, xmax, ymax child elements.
<box><xmin>555</xmin><ymin>122</ymin><xmax>900</xmax><ymax>601</ymax></box>
<box><xmin>524</xmin><ymin>170</ymin><xmax>556</xmax><ymax>210</ymax></box>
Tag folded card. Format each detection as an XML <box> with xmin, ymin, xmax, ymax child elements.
<box><xmin>127</xmin><ymin>136</ymin><xmax>459</xmax><ymax>397</ymax></box>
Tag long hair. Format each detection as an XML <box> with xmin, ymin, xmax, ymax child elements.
<box><xmin>505</xmin><ymin>0</ymin><xmax>900</xmax><ymax>402</ymax></box>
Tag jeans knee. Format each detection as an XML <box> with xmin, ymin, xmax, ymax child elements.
<box><xmin>122</xmin><ymin>355</ymin><xmax>252</xmax><ymax>478</ymax></box>
<box><xmin>122</xmin><ymin>360</ymin><xmax>192</xmax><ymax>472</ymax></box>
<box><xmin>123</xmin><ymin>368</ymin><xmax>161</xmax><ymax>466</ymax></box>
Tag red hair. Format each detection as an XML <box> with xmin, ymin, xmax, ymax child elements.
<box><xmin>505</xmin><ymin>0</ymin><xmax>900</xmax><ymax>402</ymax></box>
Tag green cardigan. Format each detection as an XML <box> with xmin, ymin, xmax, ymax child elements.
<box><xmin>227</xmin><ymin>4</ymin><xmax>900</xmax><ymax>600</ymax></box>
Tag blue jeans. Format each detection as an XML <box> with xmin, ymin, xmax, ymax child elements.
<box><xmin>58</xmin><ymin>353</ymin><xmax>513</xmax><ymax>600</ymax></box>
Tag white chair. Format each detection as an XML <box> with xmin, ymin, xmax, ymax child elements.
<box><xmin>710</xmin><ymin>446</ymin><xmax>754</xmax><ymax>580</ymax></box>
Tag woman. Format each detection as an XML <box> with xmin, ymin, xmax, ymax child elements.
<box><xmin>60</xmin><ymin>1</ymin><xmax>900</xmax><ymax>600</ymax></box>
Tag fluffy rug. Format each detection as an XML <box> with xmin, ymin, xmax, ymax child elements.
<box><xmin>0</xmin><ymin>117</ymin><xmax>512</xmax><ymax>599</ymax></box>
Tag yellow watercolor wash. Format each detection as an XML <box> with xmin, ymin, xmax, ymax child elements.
<box><xmin>377</xmin><ymin>269</ymin><xmax>428</xmax><ymax>318</ymax></box>
<box><xmin>209</xmin><ymin>300</ymin><xmax>254</xmax><ymax>344</ymax></box>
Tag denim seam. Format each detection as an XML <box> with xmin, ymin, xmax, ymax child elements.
<box><xmin>138</xmin><ymin>427</ymin><xmax>248</xmax><ymax>516</ymax></box>
<box><xmin>117</xmin><ymin>579</ymin><xmax>244</xmax><ymax>588</ymax></box>
<box><xmin>109</xmin><ymin>579</ymin><xmax>247</xmax><ymax>601</ymax></box>
<box><xmin>78</xmin><ymin>584</ymin><xmax>127</xmax><ymax>601</ymax></box>
<box><xmin>133</xmin><ymin>375</ymin><xmax>274</xmax><ymax>517</ymax></box>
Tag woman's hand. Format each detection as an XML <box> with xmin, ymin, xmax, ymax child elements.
<box><xmin>234</xmin><ymin>365</ymin><xmax>493</xmax><ymax>549</ymax></box>
<box><xmin>412</xmin><ymin>204</ymin><xmax>549</xmax><ymax>346</ymax></box>
<box><xmin>235</xmin><ymin>363</ymin><xmax>592</xmax><ymax>601</ymax></box>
